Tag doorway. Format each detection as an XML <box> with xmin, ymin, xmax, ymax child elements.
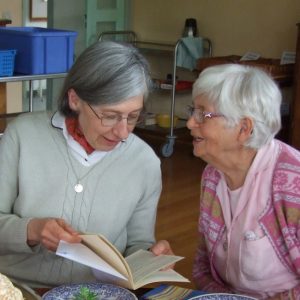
<box><xmin>86</xmin><ymin>0</ymin><xmax>130</xmax><ymax>46</ymax></box>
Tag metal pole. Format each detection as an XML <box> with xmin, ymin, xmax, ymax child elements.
<box><xmin>169</xmin><ymin>40</ymin><xmax>180</xmax><ymax>137</ymax></box>
<box><xmin>29</xmin><ymin>80</ymin><xmax>33</xmax><ymax>112</ymax></box>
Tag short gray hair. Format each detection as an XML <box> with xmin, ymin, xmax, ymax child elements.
<box><xmin>192</xmin><ymin>64</ymin><xmax>282</xmax><ymax>149</ymax></box>
<box><xmin>58</xmin><ymin>41</ymin><xmax>152</xmax><ymax>117</ymax></box>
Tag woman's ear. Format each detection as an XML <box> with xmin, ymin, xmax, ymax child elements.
<box><xmin>68</xmin><ymin>88</ymin><xmax>81</xmax><ymax>111</ymax></box>
<box><xmin>238</xmin><ymin>117</ymin><xmax>254</xmax><ymax>141</ymax></box>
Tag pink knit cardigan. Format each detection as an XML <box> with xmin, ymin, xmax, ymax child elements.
<box><xmin>193</xmin><ymin>140</ymin><xmax>300</xmax><ymax>299</ymax></box>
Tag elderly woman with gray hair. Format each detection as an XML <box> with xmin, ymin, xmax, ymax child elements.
<box><xmin>188</xmin><ymin>64</ymin><xmax>300</xmax><ymax>299</ymax></box>
<box><xmin>0</xmin><ymin>41</ymin><xmax>173</xmax><ymax>287</ymax></box>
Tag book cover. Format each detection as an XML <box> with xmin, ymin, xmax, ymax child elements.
<box><xmin>140</xmin><ymin>284</ymin><xmax>206</xmax><ymax>300</ymax></box>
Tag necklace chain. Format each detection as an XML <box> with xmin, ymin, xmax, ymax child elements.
<box><xmin>67</xmin><ymin>147</ymin><xmax>99</xmax><ymax>193</ymax></box>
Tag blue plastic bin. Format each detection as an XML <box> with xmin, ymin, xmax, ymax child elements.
<box><xmin>0</xmin><ymin>27</ymin><xmax>77</xmax><ymax>75</ymax></box>
<box><xmin>0</xmin><ymin>49</ymin><xmax>16</xmax><ymax>76</ymax></box>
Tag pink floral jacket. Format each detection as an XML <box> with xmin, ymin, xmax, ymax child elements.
<box><xmin>193</xmin><ymin>140</ymin><xmax>300</xmax><ymax>300</ymax></box>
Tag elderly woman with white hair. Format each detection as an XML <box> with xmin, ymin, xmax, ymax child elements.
<box><xmin>188</xmin><ymin>64</ymin><xmax>300</xmax><ymax>299</ymax></box>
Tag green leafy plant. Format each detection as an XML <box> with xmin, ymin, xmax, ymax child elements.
<box><xmin>73</xmin><ymin>287</ymin><xmax>98</xmax><ymax>300</ymax></box>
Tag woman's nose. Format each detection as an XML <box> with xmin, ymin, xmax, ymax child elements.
<box><xmin>186</xmin><ymin>115</ymin><xmax>200</xmax><ymax>130</ymax></box>
<box><xmin>186</xmin><ymin>116</ymin><xmax>194</xmax><ymax>129</ymax></box>
<box><xmin>113</xmin><ymin>119</ymin><xmax>130</xmax><ymax>140</ymax></box>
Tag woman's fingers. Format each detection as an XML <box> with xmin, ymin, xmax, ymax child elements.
<box><xmin>150</xmin><ymin>240</ymin><xmax>175</xmax><ymax>270</ymax></box>
<box><xmin>27</xmin><ymin>218</ymin><xmax>81</xmax><ymax>251</ymax></box>
<box><xmin>151</xmin><ymin>240</ymin><xmax>174</xmax><ymax>256</ymax></box>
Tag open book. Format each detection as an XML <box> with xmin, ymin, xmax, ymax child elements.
<box><xmin>56</xmin><ymin>234</ymin><xmax>189</xmax><ymax>290</ymax></box>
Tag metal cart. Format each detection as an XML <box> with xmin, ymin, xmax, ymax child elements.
<box><xmin>98</xmin><ymin>31</ymin><xmax>212</xmax><ymax>157</ymax></box>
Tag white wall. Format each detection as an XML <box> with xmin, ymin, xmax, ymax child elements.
<box><xmin>132</xmin><ymin>0</ymin><xmax>300</xmax><ymax>58</ymax></box>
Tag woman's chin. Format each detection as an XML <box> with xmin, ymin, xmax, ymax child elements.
<box><xmin>192</xmin><ymin>142</ymin><xmax>205</xmax><ymax>158</ymax></box>
<box><xmin>93</xmin><ymin>139</ymin><xmax>121</xmax><ymax>151</ymax></box>
<box><xmin>96</xmin><ymin>144</ymin><xmax>118</xmax><ymax>152</ymax></box>
<box><xmin>193</xmin><ymin>148</ymin><xmax>203</xmax><ymax>158</ymax></box>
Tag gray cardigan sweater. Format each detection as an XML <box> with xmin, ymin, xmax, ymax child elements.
<box><xmin>0</xmin><ymin>111</ymin><xmax>162</xmax><ymax>287</ymax></box>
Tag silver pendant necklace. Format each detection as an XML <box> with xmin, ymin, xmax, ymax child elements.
<box><xmin>74</xmin><ymin>183</ymin><xmax>84</xmax><ymax>193</ymax></box>
<box><xmin>67</xmin><ymin>148</ymin><xmax>99</xmax><ymax>193</ymax></box>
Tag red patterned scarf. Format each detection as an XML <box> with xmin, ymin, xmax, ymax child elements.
<box><xmin>65</xmin><ymin>117</ymin><xmax>94</xmax><ymax>154</ymax></box>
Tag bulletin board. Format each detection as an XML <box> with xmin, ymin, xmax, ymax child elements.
<box><xmin>30</xmin><ymin>0</ymin><xmax>47</xmax><ymax>21</ymax></box>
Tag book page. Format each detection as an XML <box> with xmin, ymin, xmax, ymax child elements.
<box><xmin>56</xmin><ymin>240</ymin><xmax>127</xmax><ymax>280</ymax></box>
<box><xmin>57</xmin><ymin>235</ymin><xmax>189</xmax><ymax>290</ymax></box>
<box><xmin>134</xmin><ymin>269</ymin><xmax>190</xmax><ymax>289</ymax></box>
<box><xmin>80</xmin><ymin>234</ymin><xmax>132</xmax><ymax>281</ymax></box>
<box><xmin>125</xmin><ymin>249</ymin><xmax>189</xmax><ymax>288</ymax></box>
<box><xmin>92</xmin><ymin>269</ymin><xmax>132</xmax><ymax>289</ymax></box>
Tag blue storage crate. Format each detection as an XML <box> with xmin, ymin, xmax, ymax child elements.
<box><xmin>0</xmin><ymin>49</ymin><xmax>16</xmax><ymax>76</ymax></box>
<box><xmin>0</xmin><ymin>27</ymin><xmax>77</xmax><ymax>75</ymax></box>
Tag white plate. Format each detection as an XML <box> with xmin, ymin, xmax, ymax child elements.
<box><xmin>189</xmin><ymin>293</ymin><xmax>258</xmax><ymax>300</ymax></box>
<box><xmin>42</xmin><ymin>283</ymin><xmax>137</xmax><ymax>300</ymax></box>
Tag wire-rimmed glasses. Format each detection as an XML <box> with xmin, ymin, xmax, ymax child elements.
<box><xmin>186</xmin><ymin>105</ymin><xmax>224</xmax><ymax>123</ymax></box>
<box><xmin>87</xmin><ymin>103</ymin><xmax>144</xmax><ymax>127</ymax></box>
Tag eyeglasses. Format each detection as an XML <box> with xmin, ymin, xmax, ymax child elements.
<box><xmin>186</xmin><ymin>105</ymin><xmax>224</xmax><ymax>123</ymax></box>
<box><xmin>87</xmin><ymin>103</ymin><xmax>144</xmax><ymax>127</ymax></box>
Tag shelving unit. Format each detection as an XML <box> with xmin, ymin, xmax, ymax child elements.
<box><xmin>0</xmin><ymin>73</ymin><xmax>67</xmax><ymax>111</ymax></box>
<box><xmin>99</xmin><ymin>30</ymin><xmax>212</xmax><ymax>157</ymax></box>
<box><xmin>0</xmin><ymin>72</ymin><xmax>67</xmax><ymax>136</ymax></box>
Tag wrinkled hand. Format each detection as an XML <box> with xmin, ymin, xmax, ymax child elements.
<box><xmin>27</xmin><ymin>218</ymin><xmax>82</xmax><ymax>252</ymax></box>
<box><xmin>150</xmin><ymin>240</ymin><xmax>175</xmax><ymax>270</ymax></box>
